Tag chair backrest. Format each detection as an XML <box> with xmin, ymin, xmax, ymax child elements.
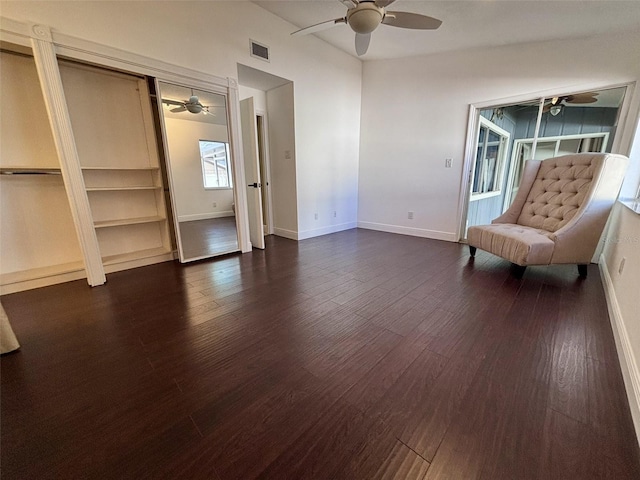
<box><xmin>517</xmin><ymin>153</ymin><xmax>605</xmax><ymax>232</ymax></box>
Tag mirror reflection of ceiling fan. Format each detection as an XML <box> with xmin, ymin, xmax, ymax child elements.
<box><xmin>162</xmin><ymin>95</ymin><xmax>219</xmax><ymax>115</ymax></box>
<box><xmin>543</xmin><ymin>92</ymin><xmax>599</xmax><ymax>116</ymax></box>
<box><xmin>291</xmin><ymin>0</ymin><xmax>442</xmax><ymax>56</ymax></box>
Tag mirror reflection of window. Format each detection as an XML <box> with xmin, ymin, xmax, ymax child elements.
<box><xmin>200</xmin><ymin>141</ymin><xmax>232</xmax><ymax>189</ymax></box>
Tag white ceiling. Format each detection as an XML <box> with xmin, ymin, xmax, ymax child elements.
<box><xmin>255</xmin><ymin>0</ymin><xmax>640</xmax><ymax>60</ymax></box>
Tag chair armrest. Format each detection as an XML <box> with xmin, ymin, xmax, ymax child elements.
<box><xmin>550</xmin><ymin>154</ymin><xmax>629</xmax><ymax>263</ymax></box>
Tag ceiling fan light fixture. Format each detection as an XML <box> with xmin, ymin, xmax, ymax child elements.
<box><xmin>347</xmin><ymin>3</ymin><xmax>384</xmax><ymax>34</ymax></box>
<box><xmin>549</xmin><ymin>104</ymin><xmax>562</xmax><ymax>116</ymax></box>
<box><xmin>186</xmin><ymin>95</ymin><xmax>203</xmax><ymax>114</ymax></box>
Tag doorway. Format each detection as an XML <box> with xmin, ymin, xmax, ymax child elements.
<box><xmin>237</xmin><ymin>63</ymin><xmax>297</xmax><ymax>244</ymax></box>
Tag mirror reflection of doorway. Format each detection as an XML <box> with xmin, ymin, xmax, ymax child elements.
<box><xmin>463</xmin><ymin>85</ymin><xmax>627</xmax><ymax>239</ymax></box>
<box><xmin>156</xmin><ymin>81</ymin><xmax>240</xmax><ymax>262</ymax></box>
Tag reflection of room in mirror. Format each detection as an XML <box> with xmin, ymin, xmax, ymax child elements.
<box><xmin>178</xmin><ymin>217</ymin><xmax>238</xmax><ymax>259</ymax></box>
<box><xmin>465</xmin><ymin>85</ymin><xmax>627</xmax><ymax>236</ymax></box>
<box><xmin>157</xmin><ymin>81</ymin><xmax>239</xmax><ymax>262</ymax></box>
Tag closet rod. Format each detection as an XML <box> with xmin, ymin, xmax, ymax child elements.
<box><xmin>0</xmin><ymin>169</ymin><xmax>62</xmax><ymax>175</ymax></box>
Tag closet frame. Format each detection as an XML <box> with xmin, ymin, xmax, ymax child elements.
<box><xmin>0</xmin><ymin>19</ymin><xmax>252</xmax><ymax>293</ymax></box>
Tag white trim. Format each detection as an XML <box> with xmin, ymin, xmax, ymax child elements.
<box><xmin>30</xmin><ymin>25</ymin><xmax>106</xmax><ymax>287</ymax></box>
<box><xmin>178</xmin><ymin>212</ymin><xmax>234</xmax><ymax>222</ymax></box>
<box><xmin>456</xmin><ymin>105</ymin><xmax>479</xmax><ymax>241</ymax></box>
<box><xmin>50</xmin><ymin>31</ymin><xmax>230</xmax><ymax>91</ymax></box>
<box><xmin>469</xmin><ymin>116</ymin><xmax>511</xmax><ymax>200</ymax></box>
<box><xmin>297</xmin><ymin>222</ymin><xmax>357</xmax><ymax>241</ymax></box>
<box><xmin>0</xmin><ymin>270</ymin><xmax>87</xmax><ymax>295</ymax></box>
<box><xmin>228</xmin><ymin>79</ymin><xmax>252</xmax><ymax>253</ymax></box>
<box><xmin>469</xmin><ymin>191</ymin><xmax>502</xmax><ymax>202</ymax></box>
<box><xmin>358</xmin><ymin>221</ymin><xmax>456</xmax><ymax>242</ymax></box>
<box><xmin>273</xmin><ymin>227</ymin><xmax>299</xmax><ymax>240</ymax></box>
<box><xmin>599</xmin><ymin>255</ymin><xmax>640</xmax><ymax>446</ymax></box>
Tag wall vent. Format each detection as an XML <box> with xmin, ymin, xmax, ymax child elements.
<box><xmin>250</xmin><ymin>40</ymin><xmax>270</xmax><ymax>62</ymax></box>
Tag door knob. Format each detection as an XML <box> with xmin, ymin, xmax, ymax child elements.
<box><xmin>248</xmin><ymin>182</ymin><xmax>262</xmax><ymax>188</ymax></box>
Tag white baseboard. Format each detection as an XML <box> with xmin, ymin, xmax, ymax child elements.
<box><xmin>273</xmin><ymin>227</ymin><xmax>298</xmax><ymax>240</ymax></box>
<box><xmin>178</xmin><ymin>211</ymin><xmax>234</xmax><ymax>222</ymax></box>
<box><xmin>297</xmin><ymin>222</ymin><xmax>357</xmax><ymax>241</ymax></box>
<box><xmin>599</xmin><ymin>255</ymin><xmax>640</xmax><ymax>445</ymax></box>
<box><xmin>357</xmin><ymin>221</ymin><xmax>457</xmax><ymax>242</ymax></box>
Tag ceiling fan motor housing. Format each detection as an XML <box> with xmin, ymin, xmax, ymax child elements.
<box><xmin>347</xmin><ymin>2</ymin><xmax>384</xmax><ymax>34</ymax></box>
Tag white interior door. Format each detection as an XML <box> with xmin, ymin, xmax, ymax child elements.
<box><xmin>240</xmin><ymin>97</ymin><xmax>265</xmax><ymax>249</ymax></box>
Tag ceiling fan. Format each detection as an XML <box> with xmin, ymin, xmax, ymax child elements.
<box><xmin>162</xmin><ymin>95</ymin><xmax>217</xmax><ymax>115</ymax></box>
<box><xmin>543</xmin><ymin>92</ymin><xmax>599</xmax><ymax>116</ymax></box>
<box><xmin>291</xmin><ymin>0</ymin><xmax>442</xmax><ymax>56</ymax></box>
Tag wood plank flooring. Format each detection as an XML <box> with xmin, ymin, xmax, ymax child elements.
<box><xmin>1</xmin><ymin>229</ymin><xmax>639</xmax><ymax>479</ymax></box>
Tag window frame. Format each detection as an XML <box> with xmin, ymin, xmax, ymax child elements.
<box><xmin>199</xmin><ymin>140</ymin><xmax>233</xmax><ymax>190</ymax></box>
<box><xmin>469</xmin><ymin>116</ymin><xmax>511</xmax><ymax>201</ymax></box>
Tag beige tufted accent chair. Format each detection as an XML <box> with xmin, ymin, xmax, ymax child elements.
<box><xmin>467</xmin><ymin>153</ymin><xmax>628</xmax><ymax>278</ymax></box>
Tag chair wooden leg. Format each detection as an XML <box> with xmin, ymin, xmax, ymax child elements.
<box><xmin>578</xmin><ymin>264</ymin><xmax>588</xmax><ymax>278</ymax></box>
<box><xmin>511</xmin><ymin>263</ymin><xmax>527</xmax><ymax>279</ymax></box>
<box><xmin>469</xmin><ymin>246</ymin><xmax>477</xmax><ymax>257</ymax></box>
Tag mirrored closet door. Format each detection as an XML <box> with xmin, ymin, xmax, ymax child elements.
<box><xmin>156</xmin><ymin>81</ymin><xmax>239</xmax><ymax>262</ymax></box>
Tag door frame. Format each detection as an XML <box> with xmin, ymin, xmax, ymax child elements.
<box><xmin>456</xmin><ymin>81</ymin><xmax>636</xmax><ymax>242</ymax></box>
<box><xmin>256</xmin><ymin>109</ymin><xmax>275</xmax><ymax>235</ymax></box>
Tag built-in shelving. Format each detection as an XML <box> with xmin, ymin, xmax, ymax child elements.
<box><xmin>1</xmin><ymin>50</ymin><xmax>88</xmax><ymax>294</ymax></box>
<box><xmin>94</xmin><ymin>215</ymin><xmax>166</xmax><ymax>228</ymax></box>
<box><xmin>60</xmin><ymin>60</ymin><xmax>174</xmax><ymax>273</ymax></box>
<box><xmin>86</xmin><ymin>185</ymin><xmax>162</xmax><ymax>192</ymax></box>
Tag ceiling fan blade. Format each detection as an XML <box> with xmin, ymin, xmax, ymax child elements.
<box><xmin>355</xmin><ymin>32</ymin><xmax>371</xmax><ymax>56</ymax></box>
<box><xmin>383</xmin><ymin>11</ymin><xmax>442</xmax><ymax>30</ymax></box>
<box><xmin>291</xmin><ymin>17</ymin><xmax>347</xmax><ymax>36</ymax></box>
<box><xmin>339</xmin><ymin>0</ymin><xmax>358</xmax><ymax>7</ymax></box>
<box><xmin>170</xmin><ymin>106</ymin><xmax>186</xmax><ymax>113</ymax></box>
<box><xmin>163</xmin><ymin>99</ymin><xmax>185</xmax><ymax>106</ymax></box>
<box><xmin>376</xmin><ymin>0</ymin><xmax>397</xmax><ymax>7</ymax></box>
<box><xmin>566</xmin><ymin>93</ymin><xmax>599</xmax><ymax>104</ymax></box>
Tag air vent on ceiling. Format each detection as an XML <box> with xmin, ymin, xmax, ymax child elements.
<box><xmin>250</xmin><ymin>40</ymin><xmax>270</xmax><ymax>62</ymax></box>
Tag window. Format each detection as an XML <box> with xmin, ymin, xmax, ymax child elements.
<box><xmin>199</xmin><ymin>140</ymin><xmax>232</xmax><ymax>189</ymax></box>
<box><xmin>471</xmin><ymin>117</ymin><xmax>510</xmax><ymax>200</ymax></box>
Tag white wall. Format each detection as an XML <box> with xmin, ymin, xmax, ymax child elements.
<box><xmin>601</xmin><ymin>114</ymin><xmax>640</xmax><ymax>441</ymax></box>
<box><xmin>267</xmin><ymin>83</ymin><xmax>298</xmax><ymax>238</ymax></box>
<box><xmin>239</xmin><ymin>85</ymin><xmax>267</xmax><ymax>112</ymax></box>
<box><xmin>163</xmin><ymin>117</ymin><xmax>233</xmax><ymax>220</ymax></box>
<box><xmin>358</xmin><ymin>30</ymin><xmax>640</xmax><ymax>240</ymax></box>
<box><xmin>602</xmin><ymin>202</ymin><xmax>640</xmax><ymax>442</ymax></box>
<box><xmin>1</xmin><ymin>0</ymin><xmax>362</xmax><ymax>240</ymax></box>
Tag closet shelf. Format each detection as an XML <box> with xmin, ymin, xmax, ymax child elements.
<box><xmin>94</xmin><ymin>216</ymin><xmax>166</xmax><ymax>228</ymax></box>
<box><xmin>86</xmin><ymin>185</ymin><xmax>162</xmax><ymax>191</ymax></box>
<box><xmin>102</xmin><ymin>247</ymin><xmax>172</xmax><ymax>266</ymax></box>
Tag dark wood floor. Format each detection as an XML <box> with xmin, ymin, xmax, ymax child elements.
<box><xmin>1</xmin><ymin>229</ymin><xmax>639</xmax><ymax>479</ymax></box>
<box><xmin>179</xmin><ymin>216</ymin><xmax>238</xmax><ymax>259</ymax></box>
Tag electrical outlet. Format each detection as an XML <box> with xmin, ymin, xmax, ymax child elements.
<box><xmin>333</xmin><ymin>211</ymin><xmax>337</xmax><ymax>218</ymax></box>
<box><xmin>284</xmin><ymin>150</ymin><xmax>292</xmax><ymax>160</ymax></box>
<box><xmin>619</xmin><ymin>257</ymin><xmax>626</xmax><ymax>275</ymax></box>
<box><xmin>445</xmin><ymin>158</ymin><xmax>452</xmax><ymax>168</ymax></box>
<box><xmin>213</xmin><ymin>202</ymin><xmax>217</xmax><ymax>208</ymax></box>
<box><xmin>314</xmin><ymin>213</ymin><xmax>318</xmax><ymax>220</ymax></box>
<box><xmin>408</xmin><ymin>211</ymin><xmax>414</xmax><ymax>220</ymax></box>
